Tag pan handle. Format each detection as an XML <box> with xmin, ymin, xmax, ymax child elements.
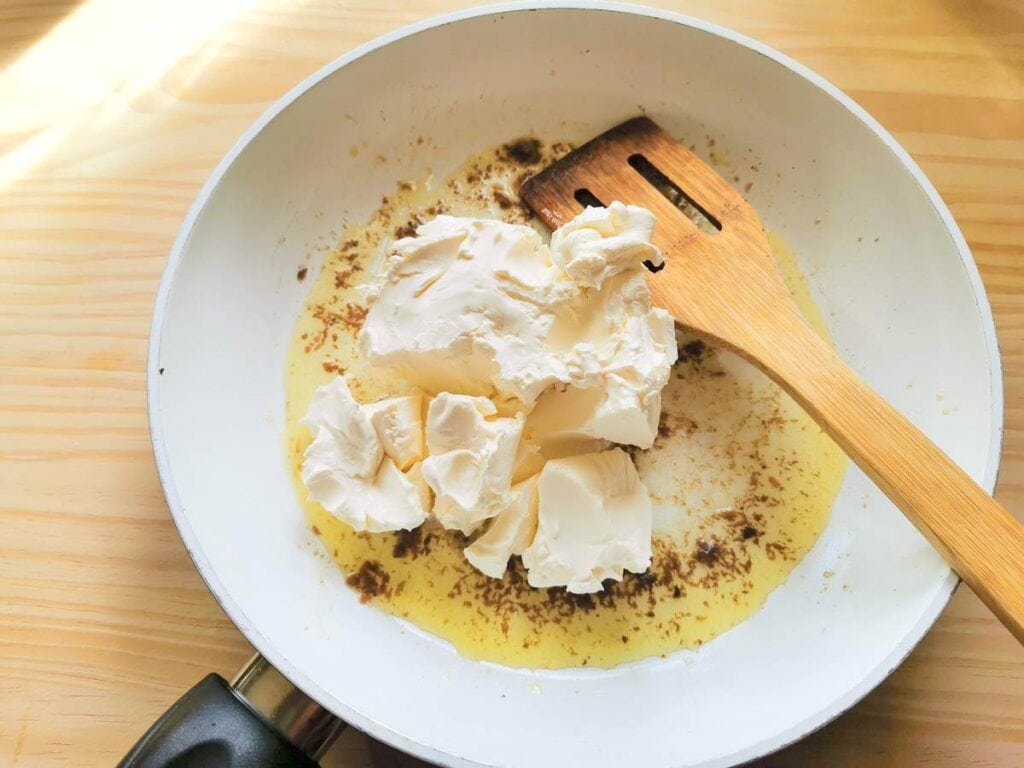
<box><xmin>118</xmin><ymin>655</ymin><xmax>345</xmax><ymax>767</ymax></box>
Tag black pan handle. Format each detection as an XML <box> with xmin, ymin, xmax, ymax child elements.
<box><xmin>119</xmin><ymin>656</ymin><xmax>345</xmax><ymax>767</ymax></box>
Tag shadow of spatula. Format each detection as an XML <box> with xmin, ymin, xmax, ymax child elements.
<box><xmin>520</xmin><ymin>116</ymin><xmax>1024</xmax><ymax>643</ymax></box>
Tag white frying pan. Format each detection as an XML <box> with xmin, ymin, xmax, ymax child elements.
<box><xmin>133</xmin><ymin>4</ymin><xmax>1002</xmax><ymax>767</ymax></box>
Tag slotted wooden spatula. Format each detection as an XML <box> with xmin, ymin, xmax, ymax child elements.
<box><xmin>521</xmin><ymin>116</ymin><xmax>1024</xmax><ymax>643</ymax></box>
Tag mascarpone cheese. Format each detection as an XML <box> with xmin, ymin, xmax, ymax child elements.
<box><xmin>301</xmin><ymin>377</ymin><xmax>429</xmax><ymax>532</ymax></box>
<box><xmin>464</xmin><ymin>474</ymin><xmax>539</xmax><ymax>578</ymax></box>
<box><xmin>421</xmin><ymin>393</ymin><xmax>525</xmax><ymax>535</ymax></box>
<box><xmin>522</xmin><ymin>448</ymin><xmax>652</xmax><ymax>593</ymax></box>
<box><xmin>360</xmin><ymin>203</ymin><xmax>676</xmax><ymax>448</ymax></box>
<box><xmin>306</xmin><ymin>203</ymin><xmax>674</xmax><ymax>589</ymax></box>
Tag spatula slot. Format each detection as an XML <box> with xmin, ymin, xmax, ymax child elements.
<box><xmin>573</xmin><ymin>188</ymin><xmax>606</xmax><ymax>209</ymax></box>
<box><xmin>627</xmin><ymin>153</ymin><xmax>722</xmax><ymax>235</ymax></box>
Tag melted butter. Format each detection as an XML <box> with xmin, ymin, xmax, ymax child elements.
<box><xmin>284</xmin><ymin>141</ymin><xmax>846</xmax><ymax>669</ymax></box>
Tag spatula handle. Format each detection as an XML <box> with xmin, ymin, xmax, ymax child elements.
<box><xmin>751</xmin><ymin>314</ymin><xmax>1024</xmax><ymax>643</ymax></box>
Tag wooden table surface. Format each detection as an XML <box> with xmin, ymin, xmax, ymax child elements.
<box><xmin>1</xmin><ymin>1</ymin><xmax>1022</xmax><ymax>765</ymax></box>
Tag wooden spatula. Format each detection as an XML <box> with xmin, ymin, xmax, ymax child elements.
<box><xmin>521</xmin><ymin>116</ymin><xmax>1024</xmax><ymax>643</ymax></box>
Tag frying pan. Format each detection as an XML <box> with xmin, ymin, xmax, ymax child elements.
<box><xmin>130</xmin><ymin>4</ymin><xmax>1003</xmax><ymax>767</ymax></box>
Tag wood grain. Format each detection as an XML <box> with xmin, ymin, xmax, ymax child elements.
<box><xmin>1</xmin><ymin>1</ymin><xmax>1021</xmax><ymax>766</ymax></box>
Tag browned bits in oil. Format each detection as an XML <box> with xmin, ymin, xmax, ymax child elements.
<box><xmin>429</xmin><ymin>528</ymin><xmax>776</xmax><ymax>637</ymax></box>
<box><xmin>346</xmin><ymin>560</ymin><xmax>391</xmax><ymax>603</ymax></box>
<box><xmin>311</xmin><ymin>525</ymin><xmax>321</xmax><ymax>536</ymax></box>
<box><xmin>394</xmin><ymin>215</ymin><xmax>423</xmax><ymax>239</ymax></box>
<box><xmin>322</xmin><ymin>359</ymin><xmax>345</xmax><ymax>374</ymax></box>
<box><xmin>334</xmin><ymin>264</ymin><xmax>362</xmax><ymax>289</ymax></box>
<box><xmin>392</xmin><ymin>526</ymin><xmax>436</xmax><ymax>559</ymax></box>
<box><xmin>633</xmin><ymin>570</ymin><xmax>657</xmax><ymax>590</ymax></box>
<box><xmin>305</xmin><ymin>301</ymin><xmax>368</xmax><ymax>351</ymax></box>
<box><xmin>296</xmin><ymin>266</ymin><xmax>308</xmax><ymax>281</ymax></box>
<box><xmin>696</xmin><ymin>539</ymin><xmax>720</xmax><ymax>565</ymax></box>
<box><xmin>677</xmin><ymin>339</ymin><xmax>707</xmax><ymax>362</ymax></box>
<box><xmin>658</xmin><ymin>411</ymin><xmax>698</xmax><ymax>440</ymax></box>
<box><xmin>342</xmin><ymin>303</ymin><xmax>368</xmax><ymax>331</ymax></box>
<box><xmin>493</xmin><ymin>190</ymin><xmax>516</xmax><ymax>210</ymax></box>
<box><xmin>502</xmin><ymin>137</ymin><xmax>543</xmax><ymax>165</ymax></box>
